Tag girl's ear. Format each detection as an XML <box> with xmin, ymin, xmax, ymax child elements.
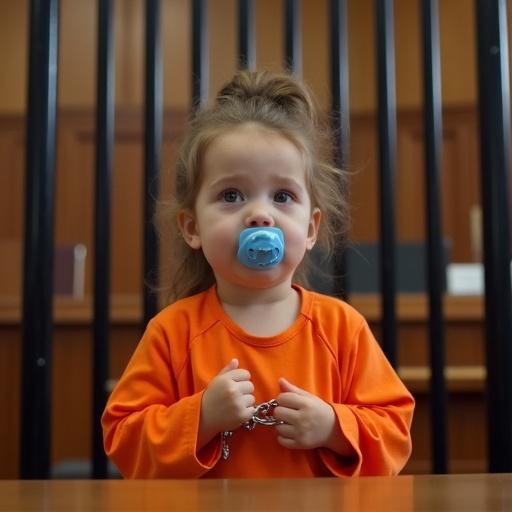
<box><xmin>178</xmin><ymin>209</ymin><xmax>202</xmax><ymax>249</ymax></box>
<box><xmin>306</xmin><ymin>207</ymin><xmax>321</xmax><ymax>250</ymax></box>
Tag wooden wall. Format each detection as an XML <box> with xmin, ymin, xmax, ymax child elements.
<box><xmin>1</xmin><ymin>0</ymin><xmax>481</xmax><ymax>114</ymax></box>
<box><xmin>0</xmin><ymin>0</ymin><xmax>486</xmax><ymax>284</ymax></box>
<box><xmin>0</xmin><ymin>104</ymin><xmax>481</xmax><ymax>299</ymax></box>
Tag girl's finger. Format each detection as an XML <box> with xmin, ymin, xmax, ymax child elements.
<box><xmin>217</xmin><ymin>359</ymin><xmax>239</xmax><ymax>375</ymax></box>
<box><xmin>241</xmin><ymin>394</ymin><xmax>256</xmax><ymax>408</ymax></box>
<box><xmin>229</xmin><ymin>369</ymin><xmax>252</xmax><ymax>382</ymax></box>
<box><xmin>277</xmin><ymin>436</ymin><xmax>299</xmax><ymax>449</ymax></box>
<box><xmin>236</xmin><ymin>380</ymin><xmax>255</xmax><ymax>395</ymax></box>
<box><xmin>273</xmin><ymin>406</ymin><xmax>298</xmax><ymax>424</ymax></box>
<box><xmin>276</xmin><ymin>392</ymin><xmax>304</xmax><ymax>409</ymax></box>
<box><xmin>275</xmin><ymin>423</ymin><xmax>295</xmax><ymax>438</ymax></box>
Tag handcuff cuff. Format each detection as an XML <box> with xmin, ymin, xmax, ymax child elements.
<box><xmin>221</xmin><ymin>399</ymin><xmax>284</xmax><ymax>460</ymax></box>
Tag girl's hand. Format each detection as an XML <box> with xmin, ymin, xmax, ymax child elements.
<box><xmin>274</xmin><ymin>377</ymin><xmax>339</xmax><ymax>450</ymax></box>
<box><xmin>199</xmin><ymin>359</ymin><xmax>255</xmax><ymax>442</ymax></box>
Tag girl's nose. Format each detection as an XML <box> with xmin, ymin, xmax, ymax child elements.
<box><xmin>244</xmin><ymin>206</ymin><xmax>275</xmax><ymax>227</ymax></box>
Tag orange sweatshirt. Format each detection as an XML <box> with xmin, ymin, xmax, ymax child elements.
<box><xmin>102</xmin><ymin>285</ymin><xmax>414</xmax><ymax>478</ymax></box>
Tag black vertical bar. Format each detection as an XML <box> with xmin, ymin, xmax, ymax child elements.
<box><xmin>192</xmin><ymin>0</ymin><xmax>208</xmax><ymax>108</ymax></box>
<box><xmin>20</xmin><ymin>0</ymin><xmax>59</xmax><ymax>479</ymax></box>
<box><xmin>375</xmin><ymin>0</ymin><xmax>397</xmax><ymax>367</ymax></box>
<box><xmin>421</xmin><ymin>0</ymin><xmax>447</xmax><ymax>474</ymax></box>
<box><xmin>143</xmin><ymin>0</ymin><xmax>162</xmax><ymax>328</ymax></box>
<box><xmin>330</xmin><ymin>0</ymin><xmax>350</xmax><ymax>166</ymax></box>
<box><xmin>284</xmin><ymin>0</ymin><xmax>302</xmax><ymax>75</ymax></box>
<box><xmin>330</xmin><ymin>0</ymin><xmax>350</xmax><ymax>299</ymax></box>
<box><xmin>92</xmin><ymin>0</ymin><xmax>115</xmax><ymax>479</ymax></box>
<box><xmin>475</xmin><ymin>0</ymin><xmax>512</xmax><ymax>473</ymax></box>
<box><xmin>238</xmin><ymin>0</ymin><xmax>255</xmax><ymax>69</ymax></box>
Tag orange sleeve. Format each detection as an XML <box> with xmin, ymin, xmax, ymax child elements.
<box><xmin>319</xmin><ymin>319</ymin><xmax>415</xmax><ymax>476</ymax></box>
<box><xmin>101</xmin><ymin>321</ymin><xmax>222</xmax><ymax>478</ymax></box>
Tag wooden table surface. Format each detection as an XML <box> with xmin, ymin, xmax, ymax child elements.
<box><xmin>1</xmin><ymin>473</ymin><xmax>511</xmax><ymax>511</ymax></box>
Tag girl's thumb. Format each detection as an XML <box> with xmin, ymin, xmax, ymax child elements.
<box><xmin>218</xmin><ymin>358</ymin><xmax>239</xmax><ymax>375</ymax></box>
<box><xmin>279</xmin><ymin>377</ymin><xmax>310</xmax><ymax>396</ymax></box>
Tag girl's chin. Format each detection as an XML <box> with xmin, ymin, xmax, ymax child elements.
<box><xmin>234</xmin><ymin>270</ymin><xmax>292</xmax><ymax>289</ymax></box>
<box><xmin>212</xmin><ymin>255</ymin><xmax>302</xmax><ymax>287</ymax></box>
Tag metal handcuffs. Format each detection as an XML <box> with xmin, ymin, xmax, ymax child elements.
<box><xmin>222</xmin><ymin>399</ymin><xmax>284</xmax><ymax>460</ymax></box>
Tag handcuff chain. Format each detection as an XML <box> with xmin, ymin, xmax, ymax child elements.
<box><xmin>221</xmin><ymin>398</ymin><xmax>283</xmax><ymax>460</ymax></box>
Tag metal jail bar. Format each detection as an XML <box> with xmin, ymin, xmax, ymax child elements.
<box><xmin>330</xmin><ymin>0</ymin><xmax>350</xmax><ymax>299</ymax></box>
<box><xmin>375</xmin><ymin>0</ymin><xmax>398</xmax><ymax>368</ymax></box>
<box><xmin>92</xmin><ymin>0</ymin><xmax>115</xmax><ymax>480</ymax></box>
<box><xmin>284</xmin><ymin>0</ymin><xmax>302</xmax><ymax>75</ymax></box>
<box><xmin>143</xmin><ymin>0</ymin><xmax>162</xmax><ymax>329</ymax></box>
<box><xmin>238</xmin><ymin>0</ymin><xmax>255</xmax><ymax>70</ymax></box>
<box><xmin>421</xmin><ymin>0</ymin><xmax>448</xmax><ymax>475</ymax></box>
<box><xmin>192</xmin><ymin>0</ymin><xmax>208</xmax><ymax>108</ymax></box>
<box><xmin>20</xmin><ymin>0</ymin><xmax>59</xmax><ymax>479</ymax></box>
<box><xmin>475</xmin><ymin>0</ymin><xmax>512</xmax><ymax>473</ymax></box>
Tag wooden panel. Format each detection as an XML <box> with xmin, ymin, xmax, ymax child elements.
<box><xmin>405</xmin><ymin>393</ymin><xmax>487</xmax><ymax>474</ymax></box>
<box><xmin>349</xmin><ymin>113</ymin><xmax>379</xmax><ymax>240</ymax></box>
<box><xmin>50</xmin><ymin>324</ymin><xmax>140</xmax><ymax>465</ymax></box>
<box><xmin>0</xmin><ymin>327</ymin><xmax>21</xmax><ymax>479</ymax></box>
<box><xmin>0</xmin><ymin>106</ymin><xmax>484</xmax><ymax>300</ymax></box>
<box><xmin>0</xmin><ymin>240</ymin><xmax>22</xmax><ymax>296</ymax></box>
<box><xmin>0</xmin><ymin>117</ymin><xmax>24</xmax><ymax>241</ymax></box>
<box><xmin>0</xmin><ymin>109</ymin><xmax>186</xmax><ymax>298</ymax></box>
<box><xmin>0</xmin><ymin>0</ymin><xmax>486</xmax><ymax>114</ymax></box>
<box><xmin>0</xmin><ymin>322</ymin><xmax>141</xmax><ymax>478</ymax></box>
<box><xmin>350</xmin><ymin>108</ymin><xmax>480</xmax><ymax>262</ymax></box>
<box><xmin>443</xmin><ymin>111</ymin><xmax>481</xmax><ymax>262</ymax></box>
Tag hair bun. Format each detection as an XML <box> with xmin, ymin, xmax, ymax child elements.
<box><xmin>216</xmin><ymin>70</ymin><xmax>317</xmax><ymax>124</ymax></box>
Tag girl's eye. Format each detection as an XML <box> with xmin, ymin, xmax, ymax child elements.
<box><xmin>222</xmin><ymin>189</ymin><xmax>243</xmax><ymax>203</ymax></box>
<box><xmin>274</xmin><ymin>191</ymin><xmax>293</xmax><ymax>203</ymax></box>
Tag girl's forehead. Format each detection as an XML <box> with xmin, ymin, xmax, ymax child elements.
<box><xmin>202</xmin><ymin>125</ymin><xmax>306</xmax><ymax>174</ymax></box>
<box><xmin>211</xmin><ymin>124</ymin><xmax>295</xmax><ymax>149</ymax></box>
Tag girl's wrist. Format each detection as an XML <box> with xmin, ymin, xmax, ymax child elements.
<box><xmin>322</xmin><ymin>406</ymin><xmax>355</xmax><ymax>457</ymax></box>
<box><xmin>197</xmin><ymin>392</ymin><xmax>222</xmax><ymax>450</ymax></box>
<box><xmin>197</xmin><ymin>410</ymin><xmax>221</xmax><ymax>451</ymax></box>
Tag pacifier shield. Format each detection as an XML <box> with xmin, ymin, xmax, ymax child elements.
<box><xmin>237</xmin><ymin>227</ymin><xmax>285</xmax><ymax>269</ymax></box>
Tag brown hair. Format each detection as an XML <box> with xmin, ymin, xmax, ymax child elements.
<box><xmin>158</xmin><ymin>70</ymin><xmax>350</xmax><ymax>303</ymax></box>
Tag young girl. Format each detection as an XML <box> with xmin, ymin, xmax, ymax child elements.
<box><xmin>102</xmin><ymin>70</ymin><xmax>414</xmax><ymax>478</ymax></box>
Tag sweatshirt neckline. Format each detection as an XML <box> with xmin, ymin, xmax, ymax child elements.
<box><xmin>206</xmin><ymin>284</ymin><xmax>313</xmax><ymax>347</ymax></box>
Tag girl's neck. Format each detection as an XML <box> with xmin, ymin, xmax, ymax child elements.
<box><xmin>216</xmin><ymin>280</ymin><xmax>301</xmax><ymax>337</ymax></box>
<box><xmin>216</xmin><ymin>279</ymin><xmax>294</xmax><ymax>307</ymax></box>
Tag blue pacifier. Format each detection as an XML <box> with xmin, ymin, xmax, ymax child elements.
<box><xmin>237</xmin><ymin>227</ymin><xmax>285</xmax><ymax>270</ymax></box>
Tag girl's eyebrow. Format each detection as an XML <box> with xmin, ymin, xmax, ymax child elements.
<box><xmin>208</xmin><ymin>174</ymin><xmax>250</xmax><ymax>189</ymax></box>
<box><xmin>271</xmin><ymin>176</ymin><xmax>305</xmax><ymax>190</ymax></box>
<box><xmin>208</xmin><ymin>174</ymin><xmax>305</xmax><ymax>191</ymax></box>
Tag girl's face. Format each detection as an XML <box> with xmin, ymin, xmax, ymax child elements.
<box><xmin>179</xmin><ymin>123</ymin><xmax>321</xmax><ymax>292</ymax></box>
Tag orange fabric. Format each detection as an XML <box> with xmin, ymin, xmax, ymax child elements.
<box><xmin>102</xmin><ymin>285</ymin><xmax>414</xmax><ymax>478</ymax></box>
